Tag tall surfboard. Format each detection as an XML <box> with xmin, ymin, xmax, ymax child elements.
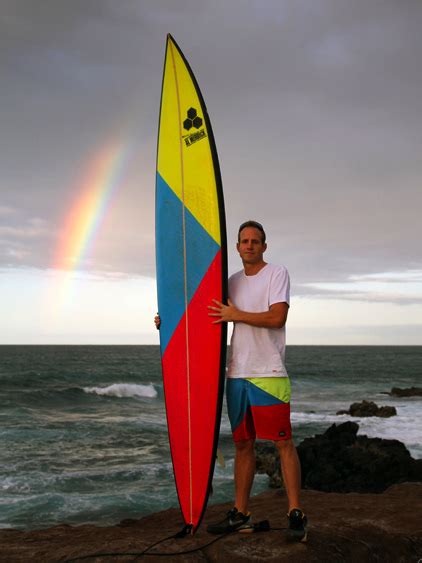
<box><xmin>155</xmin><ymin>34</ymin><xmax>227</xmax><ymax>533</ymax></box>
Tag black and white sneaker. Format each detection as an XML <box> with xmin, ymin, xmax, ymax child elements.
<box><xmin>207</xmin><ymin>507</ymin><xmax>252</xmax><ymax>534</ymax></box>
<box><xmin>286</xmin><ymin>508</ymin><xmax>308</xmax><ymax>542</ymax></box>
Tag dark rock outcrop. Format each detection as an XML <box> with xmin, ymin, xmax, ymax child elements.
<box><xmin>298</xmin><ymin>421</ymin><xmax>422</xmax><ymax>492</ymax></box>
<box><xmin>1</xmin><ymin>484</ymin><xmax>421</xmax><ymax>562</ymax></box>
<box><xmin>336</xmin><ymin>400</ymin><xmax>397</xmax><ymax>417</ymax></box>
<box><xmin>257</xmin><ymin>422</ymin><xmax>422</xmax><ymax>493</ymax></box>
<box><xmin>390</xmin><ymin>386</ymin><xmax>422</xmax><ymax>397</ymax></box>
<box><xmin>255</xmin><ymin>442</ymin><xmax>282</xmax><ymax>488</ymax></box>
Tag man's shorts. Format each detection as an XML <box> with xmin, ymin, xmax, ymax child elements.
<box><xmin>226</xmin><ymin>377</ymin><xmax>291</xmax><ymax>442</ymax></box>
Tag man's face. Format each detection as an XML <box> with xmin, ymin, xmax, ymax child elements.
<box><xmin>237</xmin><ymin>227</ymin><xmax>267</xmax><ymax>265</ymax></box>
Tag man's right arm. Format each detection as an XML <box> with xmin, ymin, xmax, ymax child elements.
<box><xmin>208</xmin><ymin>299</ymin><xmax>288</xmax><ymax>328</ymax></box>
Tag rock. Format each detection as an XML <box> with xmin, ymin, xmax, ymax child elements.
<box><xmin>336</xmin><ymin>400</ymin><xmax>397</xmax><ymax>417</ymax></box>
<box><xmin>297</xmin><ymin>422</ymin><xmax>422</xmax><ymax>493</ymax></box>
<box><xmin>1</xmin><ymin>484</ymin><xmax>421</xmax><ymax>562</ymax></box>
<box><xmin>255</xmin><ymin>442</ymin><xmax>281</xmax><ymax>488</ymax></box>
<box><xmin>256</xmin><ymin>422</ymin><xmax>422</xmax><ymax>494</ymax></box>
<box><xmin>377</xmin><ymin>405</ymin><xmax>397</xmax><ymax>417</ymax></box>
<box><xmin>390</xmin><ymin>386</ymin><xmax>422</xmax><ymax>397</ymax></box>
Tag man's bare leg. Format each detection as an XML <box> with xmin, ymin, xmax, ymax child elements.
<box><xmin>275</xmin><ymin>439</ymin><xmax>301</xmax><ymax>511</ymax></box>
<box><xmin>234</xmin><ymin>438</ymin><xmax>255</xmax><ymax>513</ymax></box>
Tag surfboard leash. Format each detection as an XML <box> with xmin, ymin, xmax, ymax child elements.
<box><xmin>63</xmin><ymin>521</ymin><xmax>286</xmax><ymax>561</ymax></box>
<box><xmin>63</xmin><ymin>529</ymin><xmax>227</xmax><ymax>562</ymax></box>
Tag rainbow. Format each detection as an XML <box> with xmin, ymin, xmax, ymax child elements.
<box><xmin>54</xmin><ymin>137</ymin><xmax>133</xmax><ymax>273</ymax></box>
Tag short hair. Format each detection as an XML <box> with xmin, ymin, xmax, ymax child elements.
<box><xmin>237</xmin><ymin>220</ymin><xmax>266</xmax><ymax>244</ymax></box>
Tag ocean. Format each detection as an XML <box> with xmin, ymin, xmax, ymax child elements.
<box><xmin>0</xmin><ymin>345</ymin><xmax>421</xmax><ymax>530</ymax></box>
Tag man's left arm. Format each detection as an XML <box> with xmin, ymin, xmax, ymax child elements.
<box><xmin>208</xmin><ymin>299</ymin><xmax>288</xmax><ymax>329</ymax></box>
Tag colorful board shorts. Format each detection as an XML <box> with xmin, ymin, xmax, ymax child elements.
<box><xmin>226</xmin><ymin>377</ymin><xmax>291</xmax><ymax>442</ymax></box>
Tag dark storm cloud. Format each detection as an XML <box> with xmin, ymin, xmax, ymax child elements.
<box><xmin>0</xmin><ymin>1</ymin><xmax>421</xmax><ymax>298</ymax></box>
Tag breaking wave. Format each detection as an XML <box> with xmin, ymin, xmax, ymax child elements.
<box><xmin>83</xmin><ymin>383</ymin><xmax>158</xmax><ymax>399</ymax></box>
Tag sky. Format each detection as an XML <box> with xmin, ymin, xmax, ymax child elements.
<box><xmin>1</xmin><ymin>0</ymin><xmax>421</xmax><ymax>345</ymax></box>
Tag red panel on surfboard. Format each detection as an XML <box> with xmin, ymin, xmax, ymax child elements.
<box><xmin>162</xmin><ymin>251</ymin><xmax>224</xmax><ymax>527</ymax></box>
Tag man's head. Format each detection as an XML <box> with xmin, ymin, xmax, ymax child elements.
<box><xmin>237</xmin><ymin>220</ymin><xmax>266</xmax><ymax>244</ymax></box>
<box><xmin>237</xmin><ymin>220</ymin><xmax>267</xmax><ymax>267</ymax></box>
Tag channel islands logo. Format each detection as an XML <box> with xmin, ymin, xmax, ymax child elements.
<box><xmin>182</xmin><ymin>107</ymin><xmax>207</xmax><ymax>147</ymax></box>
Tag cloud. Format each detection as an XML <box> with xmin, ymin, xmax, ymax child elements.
<box><xmin>0</xmin><ymin>0</ymin><xmax>421</xmax><ymax>289</ymax></box>
<box><xmin>0</xmin><ymin>206</ymin><xmax>16</xmax><ymax>216</ymax></box>
<box><xmin>0</xmin><ymin>215</ymin><xmax>56</xmax><ymax>269</ymax></box>
<box><xmin>0</xmin><ymin>218</ymin><xmax>50</xmax><ymax>239</ymax></box>
<box><xmin>298</xmin><ymin>269</ymin><xmax>422</xmax><ymax>305</ymax></box>
<box><xmin>350</xmin><ymin>271</ymin><xmax>422</xmax><ymax>283</ymax></box>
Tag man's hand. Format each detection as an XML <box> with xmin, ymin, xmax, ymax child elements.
<box><xmin>208</xmin><ymin>299</ymin><xmax>239</xmax><ymax>324</ymax></box>
<box><xmin>208</xmin><ymin>300</ymin><xmax>289</xmax><ymax>329</ymax></box>
<box><xmin>154</xmin><ymin>313</ymin><xmax>161</xmax><ymax>330</ymax></box>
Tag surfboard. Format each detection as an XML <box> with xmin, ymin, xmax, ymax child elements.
<box><xmin>155</xmin><ymin>34</ymin><xmax>227</xmax><ymax>533</ymax></box>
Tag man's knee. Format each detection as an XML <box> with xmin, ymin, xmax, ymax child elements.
<box><xmin>234</xmin><ymin>438</ymin><xmax>255</xmax><ymax>453</ymax></box>
<box><xmin>274</xmin><ymin>438</ymin><xmax>295</xmax><ymax>453</ymax></box>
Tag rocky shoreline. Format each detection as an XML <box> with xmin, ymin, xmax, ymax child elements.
<box><xmin>1</xmin><ymin>483</ymin><xmax>421</xmax><ymax>562</ymax></box>
<box><xmin>2</xmin><ymin>411</ymin><xmax>421</xmax><ymax>562</ymax></box>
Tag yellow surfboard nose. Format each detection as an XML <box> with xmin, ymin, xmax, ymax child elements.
<box><xmin>157</xmin><ymin>35</ymin><xmax>221</xmax><ymax>246</ymax></box>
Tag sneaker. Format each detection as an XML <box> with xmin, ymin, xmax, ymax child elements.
<box><xmin>286</xmin><ymin>508</ymin><xmax>308</xmax><ymax>542</ymax></box>
<box><xmin>207</xmin><ymin>507</ymin><xmax>252</xmax><ymax>534</ymax></box>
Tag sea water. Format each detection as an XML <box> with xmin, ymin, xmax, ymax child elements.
<box><xmin>0</xmin><ymin>345</ymin><xmax>421</xmax><ymax>530</ymax></box>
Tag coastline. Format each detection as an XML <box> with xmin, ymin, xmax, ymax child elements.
<box><xmin>1</xmin><ymin>482</ymin><xmax>421</xmax><ymax>562</ymax></box>
<box><xmin>2</xmin><ymin>346</ymin><xmax>421</xmax><ymax>540</ymax></box>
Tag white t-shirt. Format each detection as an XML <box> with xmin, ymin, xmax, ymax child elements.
<box><xmin>227</xmin><ymin>263</ymin><xmax>290</xmax><ymax>378</ymax></box>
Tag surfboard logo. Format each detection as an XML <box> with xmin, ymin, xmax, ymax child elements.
<box><xmin>183</xmin><ymin>107</ymin><xmax>207</xmax><ymax>147</ymax></box>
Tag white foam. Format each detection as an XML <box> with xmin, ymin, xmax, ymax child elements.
<box><xmin>0</xmin><ymin>481</ymin><xmax>30</xmax><ymax>495</ymax></box>
<box><xmin>356</xmin><ymin>413</ymin><xmax>422</xmax><ymax>458</ymax></box>
<box><xmin>83</xmin><ymin>383</ymin><xmax>157</xmax><ymax>399</ymax></box>
<box><xmin>291</xmin><ymin>412</ymin><xmax>341</xmax><ymax>424</ymax></box>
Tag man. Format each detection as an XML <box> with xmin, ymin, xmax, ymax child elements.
<box><xmin>206</xmin><ymin>220</ymin><xmax>307</xmax><ymax>542</ymax></box>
